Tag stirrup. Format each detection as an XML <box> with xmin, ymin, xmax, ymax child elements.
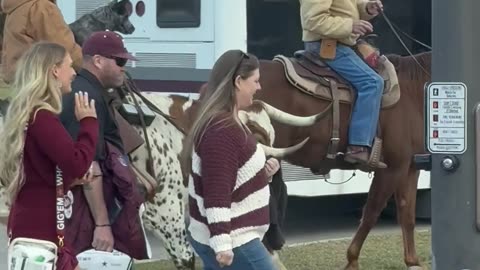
<box><xmin>326</xmin><ymin>137</ymin><xmax>340</xmax><ymax>159</ymax></box>
<box><xmin>367</xmin><ymin>137</ymin><xmax>386</xmax><ymax>168</ymax></box>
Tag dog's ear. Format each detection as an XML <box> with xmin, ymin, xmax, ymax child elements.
<box><xmin>111</xmin><ymin>0</ymin><xmax>129</xmax><ymax>15</ymax></box>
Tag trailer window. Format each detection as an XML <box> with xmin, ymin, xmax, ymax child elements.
<box><xmin>156</xmin><ymin>0</ymin><xmax>200</xmax><ymax>28</ymax></box>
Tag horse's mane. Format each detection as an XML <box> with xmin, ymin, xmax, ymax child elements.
<box><xmin>386</xmin><ymin>51</ymin><xmax>431</xmax><ymax>83</ymax></box>
<box><xmin>356</xmin><ymin>36</ymin><xmax>431</xmax><ymax>83</ymax></box>
<box><xmin>385</xmin><ymin>52</ymin><xmax>431</xmax><ymax>111</ymax></box>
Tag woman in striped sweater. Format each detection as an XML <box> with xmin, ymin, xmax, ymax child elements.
<box><xmin>183</xmin><ymin>50</ymin><xmax>280</xmax><ymax>270</ymax></box>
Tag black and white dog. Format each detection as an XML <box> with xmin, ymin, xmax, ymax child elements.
<box><xmin>69</xmin><ymin>0</ymin><xmax>135</xmax><ymax>46</ymax></box>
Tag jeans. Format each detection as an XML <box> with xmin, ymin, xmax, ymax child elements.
<box><xmin>304</xmin><ymin>41</ymin><xmax>384</xmax><ymax>147</ymax></box>
<box><xmin>189</xmin><ymin>236</ymin><xmax>276</xmax><ymax>270</ymax></box>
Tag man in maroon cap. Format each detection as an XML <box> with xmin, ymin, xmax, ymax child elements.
<box><xmin>59</xmin><ymin>31</ymin><xmax>149</xmax><ymax>261</ymax></box>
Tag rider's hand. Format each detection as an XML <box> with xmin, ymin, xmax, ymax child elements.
<box><xmin>366</xmin><ymin>0</ymin><xmax>383</xmax><ymax>16</ymax></box>
<box><xmin>92</xmin><ymin>226</ymin><xmax>114</xmax><ymax>252</ymax></box>
<box><xmin>352</xmin><ymin>20</ymin><xmax>373</xmax><ymax>36</ymax></box>
<box><xmin>74</xmin><ymin>91</ymin><xmax>97</xmax><ymax>121</ymax></box>
<box><xmin>216</xmin><ymin>250</ymin><xmax>234</xmax><ymax>267</ymax></box>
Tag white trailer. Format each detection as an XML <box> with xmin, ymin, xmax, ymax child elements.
<box><xmin>57</xmin><ymin>0</ymin><xmax>431</xmax><ymax>202</ymax></box>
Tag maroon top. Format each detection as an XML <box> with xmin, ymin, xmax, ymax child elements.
<box><xmin>188</xmin><ymin>116</ymin><xmax>270</xmax><ymax>252</ymax></box>
<box><xmin>8</xmin><ymin>109</ymin><xmax>98</xmax><ymax>248</ymax></box>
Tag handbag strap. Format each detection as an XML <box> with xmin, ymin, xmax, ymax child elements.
<box><xmin>55</xmin><ymin>166</ymin><xmax>65</xmax><ymax>248</ymax></box>
<box><xmin>7</xmin><ymin>123</ymin><xmax>66</xmax><ymax>249</ymax></box>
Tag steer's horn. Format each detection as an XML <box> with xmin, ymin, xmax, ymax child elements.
<box><xmin>259</xmin><ymin>137</ymin><xmax>309</xmax><ymax>158</ymax></box>
<box><xmin>258</xmin><ymin>101</ymin><xmax>323</xmax><ymax>127</ymax></box>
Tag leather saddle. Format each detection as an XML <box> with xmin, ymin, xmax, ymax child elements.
<box><xmin>272</xmin><ymin>50</ymin><xmax>400</xmax><ymax>166</ymax></box>
<box><xmin>273</xmin><ymin>50</ymin><xmax>400</xmax><ymax>108</ymax></box>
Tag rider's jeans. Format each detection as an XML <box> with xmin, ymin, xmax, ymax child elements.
<box><xmin>305</xmin><ymin>41</ymin><xmax>384</xmax><ymax>147</ymax></box>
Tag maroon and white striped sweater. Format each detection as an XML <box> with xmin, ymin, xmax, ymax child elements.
<box><xmin>188</xmin><ymin>117</ymin><xmax>270</xmax><ymax>253</ymax></box>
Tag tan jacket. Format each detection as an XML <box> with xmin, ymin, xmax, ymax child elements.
<box><xmin>1</xmin><ymin>0</ymin><xmax>82</xmax><ymax>83</ymax></box>
<box><xmin>300</xmin><ymin>0</ymin><xmax>374</xmax><ymax>46</ymax></box>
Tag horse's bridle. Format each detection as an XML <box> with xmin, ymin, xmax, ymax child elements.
<box><xmin>380</xmin><ymin>10</ymin><xmax>431</xmax><ymax>77</ymax></box>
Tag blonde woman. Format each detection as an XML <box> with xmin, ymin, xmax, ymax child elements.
<box><xmin>183</xmin><ymin>50</ymin><xmax>280</xmax><ymax>270</ymax></box>
<box><xmin>0</xmin><ymin>42</ymin><xmax>98</xmax><ymax>270</ymax></box>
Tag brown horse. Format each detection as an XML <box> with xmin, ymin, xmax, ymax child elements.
<box><xmin>253</xmin><ymin>51</ymin><xmax>431</xmax><ymax>269</ymax></box>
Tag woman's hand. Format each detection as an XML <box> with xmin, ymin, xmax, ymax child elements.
<box><xmin>264</xmin><ymin>157</ymin><xmax>280</xmax><ymax>178</ymax></box>
<box><xmin>71</xmin><ymin>162</ymin><xmax>101</xmax><ymax>186</ymax></box>
<box><xmin>71</xmin><ymin>169</ymin><xmax>95</xmax><ymax>186</ymax></box>
<box><xmin>74</xmin><ymin>91</ymin><xmax>97</xmax><ymax>121</ymax></box>
<box><xmin>216</xmin><ymin>250</ymin><xmax>234</xmax><ymax>267</ymax></box>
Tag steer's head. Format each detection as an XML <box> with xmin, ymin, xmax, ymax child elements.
<box><xmin>239</xmin><ymin>100</ymin><xmax>326</xmax><ymax>158</ymax></box>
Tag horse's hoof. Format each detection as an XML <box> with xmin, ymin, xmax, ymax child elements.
<box><xmin>344</xmin><ymin>263</ymin><xmax>359</xmax><ymax>270</ymax></box>
<box><xmin>407</xmin><ymin>266</ymin><xmax>423</xmax><ymax>270</ymax></box>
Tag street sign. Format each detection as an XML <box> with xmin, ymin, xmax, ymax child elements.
<box><xmin>426</xmin><ymin>82</ymin><xmax>467</xmax><ymax>154</ymax></box>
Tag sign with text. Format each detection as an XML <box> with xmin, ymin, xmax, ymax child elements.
<box><xmin>426</xmin><ymin>82</ymin><xmax>467</xmax><ymax>154</ymax></box>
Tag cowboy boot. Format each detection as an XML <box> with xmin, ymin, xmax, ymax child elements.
<box><xmin>344</xmin><ymin>145</ymin><xmax>387</xmax><ymax>169</ymax></box>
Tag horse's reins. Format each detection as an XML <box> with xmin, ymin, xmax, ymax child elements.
<box><xmin>118</xmin><ymin>73</ymin><xmax>190</xmax><ymax>197</ymax></box>
<box><xmin>379</xmin><ymin>9</ymin><xmax>431</xmax><ymax>77</ymax></box>
<box><xmin>123</xmin><ymin>71</ymin><xmax>187</xmax><ymax>136</ymax></box>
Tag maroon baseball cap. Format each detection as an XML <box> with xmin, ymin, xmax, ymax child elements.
<box><xmin>82</xmin><ymin>31</ymin><xmax>137</xmax><ymax>61</ymax></box>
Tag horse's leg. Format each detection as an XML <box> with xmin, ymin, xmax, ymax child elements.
<box><xmin>394</xmin><ymin>167</ymin><xmax>421</xmax><ymax>268</ymax></box>
<box><xmin>344</xmin><ymin>166</ymin><xmax>406</xmax><ymax>270</ymax></box>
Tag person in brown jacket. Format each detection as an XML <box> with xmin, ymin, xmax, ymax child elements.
<box><xmin>1</xmin><ymin>0</ymin><xmax>82</xmax><ymax>85</ymax></box>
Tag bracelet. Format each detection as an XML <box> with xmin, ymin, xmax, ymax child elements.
<box><xmin>95</xmin><ymin>224</ymin><xmax>111</xmax><ymax>227</ymax></box>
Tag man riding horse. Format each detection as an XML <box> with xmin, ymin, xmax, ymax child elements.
<box><xmin>300</xmin><ymin>0</ymin><xmax>387</xmax><ymax>168</ymax></box>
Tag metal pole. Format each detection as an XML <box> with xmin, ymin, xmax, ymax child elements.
<box><xmin>431</xmin><ymin>0</ymin><xmax>480</xmax><ymax>269</ymax></box>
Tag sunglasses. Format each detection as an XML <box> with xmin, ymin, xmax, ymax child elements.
<box><xmin>106</xmin><ymin>56</ymin><xmax>128</xmax><ymax>67</ymax></box>
<box><xmin>232</xmin><ymin>51</ymin><xmax>250</xmax><ymax>82</ymax></box>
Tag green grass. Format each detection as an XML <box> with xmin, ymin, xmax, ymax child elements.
<box><xmin>134</xmin><ymin>230</ymin><xmax>431</xmax><ymax>270</ymax></box>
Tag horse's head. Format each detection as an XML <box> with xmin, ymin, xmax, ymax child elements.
<box><xmin>106</xmin><ymin>0</ymin><xmax>135</xmax><ymax>35</ymax></box>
